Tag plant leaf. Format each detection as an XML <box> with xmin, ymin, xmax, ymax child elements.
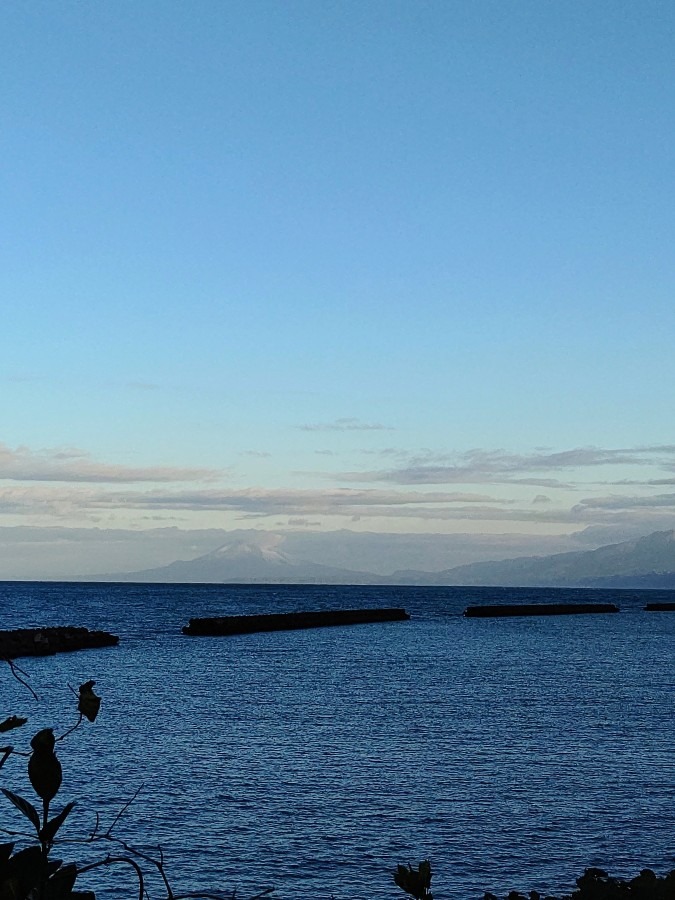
<box><xmin>46</xmin><ymin>861</ymin><xmax>77</xmax><ymax>899</ymax></box>
<box><xmin>40</xmin><ymin>802</ymin><xmax>75</xmax><ymax>844</ymax></box>
<box><xmin>0</xmin><ymin>841</ymin><xmax>15</xmax><ymax>867</ymax></box>
<box><xmin>5</xmin><ymin>845</ymin><xmax>43</xmax><ymax>894</ymax></box>
<box><xmin>1</xmin><ymin>788</ymin><xmax>41</xmax><ymax>833</ymax></box>
<box><xmin>78</xmin><ymin>681</ymin><xmax>101</xmax><ymax>723</ymax></box>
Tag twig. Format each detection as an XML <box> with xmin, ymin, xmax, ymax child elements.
<box><xmin>0</xmin><ymin>826</ymin><xmax>35</xmax><ymax>838</ymax></box>
<box><xmin>82</xmin><ymin>828</ymin><xmax>175</xmax><ymax>897</ymax></box>
<box><xmin>0</xmin><ymin>747</ymin><xmax>13</xmax><ymax>771</ymax></box>
<box><xmin>104</xmin><ymin>784</ymin><xmax>145</xmax><ymax>837</ymax></box>
<box><xmin>3</xmin><ymin>658</ymin><xmax>39</xmax><ymax>701</ymax></box>
<box><xmin>57</xmin><ymin>712</ymin><xmax>84</xmax><ymax>742</ymax></box>
<box><xmin>78</xmin><ymin>854</ymin><xmax>145</xmax><ymax>900</ymax></box>
<box><xmin>115</xmin><ymin>837</ymin><xmax>174</xmax><ymax>897</ymax></box>
<box><xmin>87</xmin><ymin>811</ymin><xmax>101</xmax><ymax>841</ymax></box>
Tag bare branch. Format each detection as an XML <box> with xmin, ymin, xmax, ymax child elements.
<box><xmin>57</xmin><ymin>712</ymin><xmax>84</xmax><ymax>742</ymax></box>
<box><xmin>3</xmin><ymin>658</ymin><xmax>39</xmax><ymax>701</ymax></box>
<box><xmin>87</xmin><ymin>811</ymin><xmax>101</xmax><ymax>841</ymax></box>
<box><xmin>105</xmin><ymin>785</ymin><xmax>145</xmax><ymax>837</ymax></box>
<box><xmin>0</xmin><ymin>747</ymin><xmax>13</xmax><ymax>771</ymax></box>
<box><xmin>78</xmin><ymin>854</ymin><xmax>145</xmax><ymax>900</ymax></box>
<box><xmin>0</xmin><ymin>826</ymin><xmax>35</xmax><ymax>838</ymax></box>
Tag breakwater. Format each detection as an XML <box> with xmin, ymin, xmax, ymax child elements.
<box><xmin>0</xmin><ymin>626</ymin><xmax>119</xmax><ymax>659</ymax></box>
<box><xmin>464</xmin><ymin>602</ymin><xmax>620</xmax><ymax>617</ymax></box>
<box><xmin>644</xmin><ymin>602</ymin><xmax>675</xmax><ymax>611</ymax></box>
<box><xmin>182</xmin><ymin>607</ymin><xmax>410</xmax><ymax>636</ymax></box>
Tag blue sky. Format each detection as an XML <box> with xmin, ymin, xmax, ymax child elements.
<box><xmin>1</xmin><ymin>1</ymin><xmax>675</xmax><ymax>577</ymax></box>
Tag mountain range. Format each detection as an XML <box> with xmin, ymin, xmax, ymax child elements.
<box><xmin>102</xmin><ymin>529</ymin><xmax>675</xmax><ymax>588</ymax></box>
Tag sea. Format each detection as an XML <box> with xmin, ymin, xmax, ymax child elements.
<box><xmin>1</xmin><ymin>581</ymin><xmax>675</xmax><ymax>900</ymax></box>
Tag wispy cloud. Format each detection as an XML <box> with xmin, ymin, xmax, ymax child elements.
<box><xmin>0</xmin><ymin>443</ymin><xmax>221</xmax><ymax>484</ymax></box>
<box><xmin>2</xmin><ymin>442</ymin><xmax>675</xmax><ymax>539</ymax></box>
<box><xmin>0</xmin><ymin>484</ymin><xmax>512</xmax><ymax>522</ymax></box>
<box><xmin>3</xmin><ymin>480</ymin><xmax>675</xmax><ymax>536</ymax></box>
<box><xmin>574</xmin><ymin>492</ymin><xmax>675</xmax><ymax>511</ymax></box>
<box><xmin>91</xmin><ymin>487</ymin><xmax>509</xmax><ymax>514</ymax></box>
<box><xmin>297</xmin><ymin>418</ymin><xmax>394</xmax><ymax>432</ymax></box>
<box><xmin>334</xmin><ymin>445</ymin><xmax>675</xmax><ymax>486</ymax></box>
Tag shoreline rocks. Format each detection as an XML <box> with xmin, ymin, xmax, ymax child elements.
<box><xmin>0</xmin><ymin>627</ymin><xmax>119</xmax><ymax>660</ymax></box>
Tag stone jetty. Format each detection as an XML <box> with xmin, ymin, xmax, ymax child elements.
<box><xmin>183</xmin><ymin>607</ymin><xmax>410</xmax><ymax>636</ymax></box>
<box><xmin>644</xmin><ymin>602</ymin><xmax>675</xmax><ymax>611</ymax></box>
<box><xmin>464</xmin><ymin>602</ymin><xmax>620</xmax><ymax>618</ymax></box>
<box><xmin>0</xmin><ymin>626</ymin><xmax>119</xmax><ymax>660</ymax></box>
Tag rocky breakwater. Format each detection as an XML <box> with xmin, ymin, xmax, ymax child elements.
<box><xmin>0</xmin><ymin>626</ymin><xmax>119</xmax><ymax>660</ymax></box>
<box><xmin>464</xmin><ymin>602</ymin><xmax>620</xmax><ymax>617</ymax></box>
<box><xmin>183</xmin><ymin>607</ymin><xmax>411</xmax><ymax>636</ymax></box>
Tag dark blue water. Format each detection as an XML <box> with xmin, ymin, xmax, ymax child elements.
<box><xmin>2</xmin><ymin>582</ymin><xmax>675</xmax><ymax>900</ymax></box>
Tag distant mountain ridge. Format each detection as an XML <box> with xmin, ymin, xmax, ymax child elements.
<box><xmin>397</xmin><ymin>529</ymin><xmax>675</xmax><ymax>587</ymax></box>
<box><xmin>98</xmin><ymin>529</ymin><xmax>675</xmax><ymax>587</ymax></box>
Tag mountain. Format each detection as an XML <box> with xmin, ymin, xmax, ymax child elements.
<box><xmin>98</xmin><ymin>529</ymin><xmax>675</xmax><ymax>587</ymax></box>
<box><xmin>106</xmin><ymin>537</ymin><xmax>380</xmax><ymax>584</ymax></box>
<box><xmin>392</xmin><ymin>529</ymin><xmax>675</xmax><ymax>587</ymax></box>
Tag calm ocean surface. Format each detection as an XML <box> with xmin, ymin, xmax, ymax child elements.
<box><xmin>2</xmin><ymin>582</ymin><xmax>675</xmax><ymax>900</ymax></box>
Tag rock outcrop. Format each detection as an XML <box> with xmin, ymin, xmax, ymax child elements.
<box><xmin>464</xmin><ymin>602</ymin><xmax>619</xmax><ymax>617</ymax></box>
<box><xmin>0</xmin><ymin>627</ymin><xmax>119</xmax><ymax>660</ymax></box>
<box><xmin>183</xmin><ymin>607</ymin><xmax>410</xmax><ymax>636</ymax></box>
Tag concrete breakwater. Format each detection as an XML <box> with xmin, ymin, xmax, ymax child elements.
<box><xmin>183</xmin><ymin>607</ymin><xmax>410</xmax><ymax>636</ymax></box>
<box><xmin>464</xmin><ymin>602</ymin><xmax>620</xmax><ymax>617</ymax></box>
<box><xmin>0</xmin><ymin>626</ymin><xmax>119</xmax><ymax>659</ymax></box>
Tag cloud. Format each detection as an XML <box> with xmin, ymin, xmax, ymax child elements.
<box><xmin>297</xmin><ymin>418</ymin><xmax>394</xmax><ymax>432</ymax></box>
<box><xmin>3</xmin><ymin>441</ymin><xmax>675</xmax><ymax>543</ymax></box>
<box><xmin>574</xmin><ymin>492</ymin><xmax>675</xmax><ymax>511</ymax></box>
<box><xmin>286</xmin><ymin>517</ymin><xmax>322</xmax><ymax>527</ymax></box>
<box><xmin>334</xmin><ymin>445</ymin><xmax>675</xmax><ymax>486</ymax></box>
<box><xmin>85</xmin><ymin>487</ymin><xmax>510</xmax><ymax>514</ymax></box>
<box><xmin>0</xmin><ymin>484</ymin><xmax>518</xmax><ymax>524</ymax></box>
<box><xmin>602</xmin><ymin>478</ymin><xmax>675</xmax><ymax>487</ymax></box>
<box><xmin>0</xmin><ymin>443</ymin><xmax>222</xmax><ymax>484</ymax></box>
<box><xmin>6</xmin><ymin>373</ymin><xmax>44</xmax><ymax>384</ymax></box>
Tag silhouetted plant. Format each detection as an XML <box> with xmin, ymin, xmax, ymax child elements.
<box><xmin>483</xmin><ymin>867</ymin><xmax>675</xmax><ymax>900</ymax></box>
<box><xmin>2</xmin><ymin>663</ymin><xmax>270</xmax><ymax>900</ymax></box>
<box><xmin>394</xmin><ymin>860</ymin><xmax>433</xmax><ymax>900</ymax></box>
<box><xmin>1</xmin><ymin>675</ymin><xmax>100</xmax><ymax>899</ymax></box>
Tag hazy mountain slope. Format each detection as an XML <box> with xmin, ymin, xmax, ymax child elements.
<box><xmin>103</xmin><ymin>539</ymin><xmax>380</xmax><ymax>584</ymax></box>
<box><xmin>395</xmin><ymin>529</ymin><xmax>675</xmax><ymax>587</ymax></box>
<box><xmin>96</xmin><ymin>529</ymin><xmax>675</xmax><ymax>587</ymax></box>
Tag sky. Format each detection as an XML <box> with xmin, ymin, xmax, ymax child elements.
<box><xmin>1</xmin><ymin>0</ymin><xmax>675</xmax><ymax>578</ymax></box>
